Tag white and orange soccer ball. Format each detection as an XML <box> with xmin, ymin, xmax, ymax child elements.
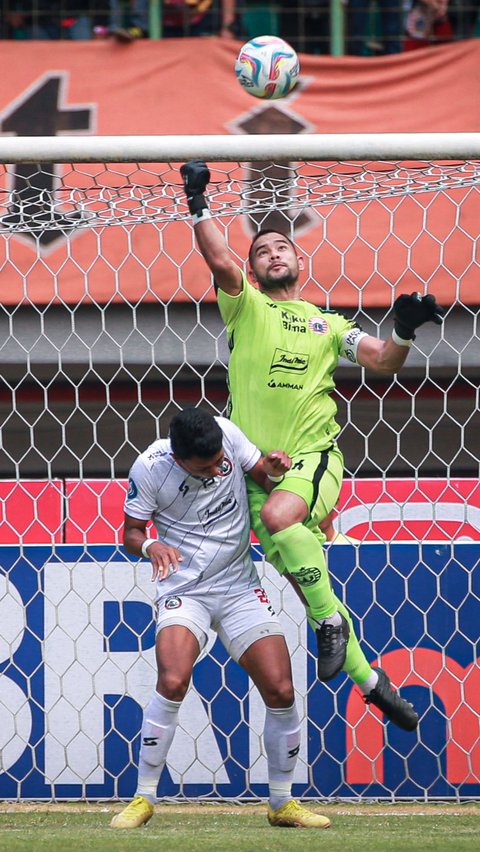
<box><xmin>234</xmin><ymin>35</ymin><xmax>300</xmax><ymax>100</ymax></box>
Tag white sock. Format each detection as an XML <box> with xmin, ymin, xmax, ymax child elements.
<box><xmin>135</xmin><ymin>690</ymin><xmax>181</xmax><ymax>803</ymax></box>
<box><xmin>264</xmin><ymin>703</ymin><xmax>300</xmax><ymax>811</ymax></box>
<box><xmin>315</xmin><ymin>610</ymin><xmax>343</xmax><ymax>628</ymax></box>
<box><xmin>359</xmin><ymin>670</ymin><xmax>379</xmax><ymax>695</ymax></box>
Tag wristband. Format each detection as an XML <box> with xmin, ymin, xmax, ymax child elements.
<box><xmin>141</xmin><ymin>538</ymin><xmax>157</xmax><ymax>558</ymax></box>
<box><xmin>186</xmin><ymin>192</ymin><xmax>208</xmax><ymax>217</ymax></box>
<box><xmin>393</xmin><ymin>319</ymin><xmax>415</xmax><ymax>341</ymax></box>
<box><xmin>392</xmin><ymin>329</ymin><xmax>413</xmax><ymax>347</ymax></box>
<box><xmin>192</xmin><ymin>209</ymin><xmax>211</xmax><ymax>226</ymax></box>
<box><xmin>267</xmin><ymin>473</ymin><xmax>285</xmax><ymax>483</ymax></box>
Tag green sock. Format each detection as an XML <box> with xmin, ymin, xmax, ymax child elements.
<box><xmin>271</xmin><ymin>523</ymin><xmax>336</xmax><ymax>621</ymax></box>
<box><xmin>337</xmin><ymin>601</ymin><xmax>373</xmax><ymax>684</ymax></box>
<box><xmin>307</xmin><ymin>597</ymin><xmax>373</xmax><ymax>685</ymax></box>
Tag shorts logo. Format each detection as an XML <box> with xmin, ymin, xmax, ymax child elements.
<box><xmin>308</xmin><ymin>317</ymin><xmax>328</xmax><ymax>334</ymax></box>
<box><xmin>295</xmin><ymin>566</ymin><xmax>322</xmax><ymax>586</ymax></box>
<box><xmin>165</xmin><ymin>596</ymin><xmax>182</xmax><ymax>610</ymax></box>
<box><xmin>218</xmin><ymin>457</ymin><xmax>233</xmax><ymax>477</ymax></box>
<box><xmin>254</xmin><ymin>587</ymin><xmax>276</xmax><ymax>615</ymax></box>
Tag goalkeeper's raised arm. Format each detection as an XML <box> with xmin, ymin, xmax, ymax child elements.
<box><xmin>180</xmin><ymin>160</ymin><xmax>243</xmax><ymax>296</ymax></box>
<box><xmin>356</xmin><ymin>291</ymin><xmax>445</xmax><ymax>374</ymax></box>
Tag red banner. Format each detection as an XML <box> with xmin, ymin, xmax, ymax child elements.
<box><xmin>1</xmin><ymin>38</ymin><xmax>480</xmax><ymax>306</ymax></box>
<box><xmin>0</xmin><ymin>478</ymin><xmax>478</xmax><ymax>543</ymax></box>
<box><xmin>337</xmin><ymin>478</ymin><xmax>480</xmax><ymax>541</ymax></box>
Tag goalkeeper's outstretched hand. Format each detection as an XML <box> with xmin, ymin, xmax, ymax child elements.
<box><xmin>393</xmin><ymin>292</ymin><xmax>445</xmax><ymax>340</ymax></box>
<box><xmin>180</xmin><ymin>160</ymin><xmax>210</xmax><ymax>217</ymax></box>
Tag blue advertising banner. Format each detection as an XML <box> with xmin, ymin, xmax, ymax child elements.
<box><xmin>0</xmin><ymin>544</ymin><xmax>479</xmax><ymax>800</ymax></box>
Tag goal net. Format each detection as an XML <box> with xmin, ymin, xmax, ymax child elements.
<box><xmin>0</xmin><ymin>134</ymin><xmax>479</xmax><ymax>803</ymax></box>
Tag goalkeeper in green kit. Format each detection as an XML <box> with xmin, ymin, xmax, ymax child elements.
<box><xmin>181</xmin><ymin>160</ymin><xmax>444</xmax><ymax>731</ymax></box>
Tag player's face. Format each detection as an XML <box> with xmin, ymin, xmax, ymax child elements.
<box><xmin>249</xmin><ymin>233</ymin><xmax>303</xmax><ymax>290</ymax></box>
<box><xmin>174</xmin><ymin>448</ymin><xmax>225</xmax><ymax>479</ymax></box>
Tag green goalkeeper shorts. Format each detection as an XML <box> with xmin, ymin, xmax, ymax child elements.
<box><xmin>247</xmin><ymin>443</ymin><xmax>344</xmax><ymax>575</ymax></box>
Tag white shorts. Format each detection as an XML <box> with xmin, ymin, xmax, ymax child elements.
<box><xmin>155</xmin><ymin>584</ymin><xmax>284</xmax><ymax>662</ymax></box>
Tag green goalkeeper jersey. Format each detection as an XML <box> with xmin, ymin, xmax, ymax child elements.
<box><xmin>217</xmin><ymin>273</ymin><xmax>364</xmax><ymax>456</ymax></box>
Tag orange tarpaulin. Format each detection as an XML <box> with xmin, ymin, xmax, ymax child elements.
<box><xmin>0</xmin><ymin>37</ymin><xmax>479</xmax><ymax>307</ymax></box>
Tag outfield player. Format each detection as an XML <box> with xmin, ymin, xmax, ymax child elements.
<box><xmin>180</xmin><ymin>160</ymin><xmax>444</xmax><ymax>730</ymax></box>
<box><xmin>111</xmin><ymin>407</ymin><xmax>331</xmax><ymax>830</ymax></box>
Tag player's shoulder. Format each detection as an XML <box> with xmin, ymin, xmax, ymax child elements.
<box><xmin>215</xmin><ymin>416</ymin><xmax>252</xmax><ymax>450</ymax></box>
<box><xmin>215</xmin><ymin>415</ymin><xmax>243</xmax><ymax>441</ymax></box>
<box><xmin>137</xmin><ymin>437</ymin><xmax>172</xmax><ymax>471</ymax></box>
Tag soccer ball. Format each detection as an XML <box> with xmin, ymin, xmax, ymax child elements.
<box><xmin>234</xmin><ymin>35</ymin><xmax>300</xmax><ymax>100</ymax></box>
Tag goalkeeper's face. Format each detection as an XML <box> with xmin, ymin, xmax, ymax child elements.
<box><xmin>249</xmin><ymin>232</ymin><xmax>303</xmax><ymax>291</ymax></box>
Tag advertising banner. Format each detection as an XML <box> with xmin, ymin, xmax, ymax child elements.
<box><xmin>1</xmin><ymin>543</ymin><xmax>479</xmax><ymax>800</ymax></box>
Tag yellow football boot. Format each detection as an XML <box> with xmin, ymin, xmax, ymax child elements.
<box><xmin>267</xmin><ymin>799</ymin><xmax>331</xmax><ymax>829</ymax></box>
<box><xmin>110</xmin><ymin>795</ymin><xmax>154</xmax><ymax>829</ymax></box>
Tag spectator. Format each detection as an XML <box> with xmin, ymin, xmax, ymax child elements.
<box><xmin>3</xmin><ymin>2</ymin><xmax>101</xmax><ymax>40</ymax></box>
<box><xmin>404</xmin><ymin>0</ymin><xmax>453</xmax><ymax>50</ymax></box>
<box><xmin>279</xmin><ymin>0</ymin><xmax>331</xmax><ymax>54</ymax></box>
<box><xmin>108</xmin><ymin>0</ymin><xmax>149</xmax><ymax>40</ymax></box>
<box><xmin>346</xmin><ymin>0</ymin><xmax>405</xmax><ymax>55</ymax></box>
<box><xmin>110</xmin><ymin>0</ymin><xmax>238</xmax><ymax>41</ymax></box>
<box><xmin>449</xmin><ymin>0</ymin><xmax>480</xmax><ymax>38</ymax></box>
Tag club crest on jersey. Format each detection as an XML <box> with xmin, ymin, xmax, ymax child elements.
<box><xmin>127</xmin><ymin>478</ymin><xmax>137</xmax><ymax>500</ymax></box>
<box><xmin>165</xmin><ymin>596</ymin><xmax>182</xmax><ymax>610</ymax></box>
<box><xmin>308</xmin><ymin>317</ymin><xmax>329</xmax><ymax>334</ymax></box>
<box><xmin>218</xmin><ymin>457</ymin><xmax>233</xmax><ymax>477</ymax></box>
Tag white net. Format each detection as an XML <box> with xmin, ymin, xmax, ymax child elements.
<box><xmin>1</xmin><ymin>158</ymin><xmax>480</xmax><ymax>233</ymax></box>
<box><xmin>0</xmin><ymin>135</ymin><xmax>479</xmax><ymax>802</ymax></box>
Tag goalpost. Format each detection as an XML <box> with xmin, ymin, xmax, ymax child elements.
<box><xmin>0</xmin><ymin>133</ymin><xmax>479</xmax><ymax>803</ymax></box>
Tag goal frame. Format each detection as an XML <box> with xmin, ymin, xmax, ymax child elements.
<box><xmin>1</xmin><ymin>132</ymin><xmax>480</xmax><ymax>163</ymax></box>
<box><xmin>1</xmin><ymin>132</ymin><xmax>479</xmax><ymax>804</ymax></box>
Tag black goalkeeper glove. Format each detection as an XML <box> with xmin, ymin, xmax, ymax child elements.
<box><xmin>180</xmin><ymin>160</ymin><xmax>211</xmax><ymax>218</ymax></box>
<box><xmin>393</xmin><ymin>292</ymin><xmax>445</xmax><ymax>340</ymax></box>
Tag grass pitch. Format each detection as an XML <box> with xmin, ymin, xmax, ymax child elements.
<box><xmin>1</xmin><ymin>802</ymin><xmax>479</xmax><ymax>851</ymax></box>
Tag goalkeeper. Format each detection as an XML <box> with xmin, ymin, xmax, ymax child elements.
<box><xmin>181</xmin><ymin>160</ymin><xmax>444</xmax><ymax>731</ymax></box>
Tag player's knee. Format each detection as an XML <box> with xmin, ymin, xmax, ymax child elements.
<box><xmin>260</xmin><ymin>492</ymin><xmax>306</xmax><ymax>533</ymax></box>
<box><xmin>157</xmin><ymin>671</ymin><xmax>189</xmax><ymax>702</ymax></box>
<box><xmin>260</xmin><ymin>497</ymin><xmax>288</xmax><ymax>534</ymax></box>
<box><xmin>263</xmin><ymin>677</ymin><xmax>295</xmax><ymax>708</ymax></box>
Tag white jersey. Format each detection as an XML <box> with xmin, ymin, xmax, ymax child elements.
<box><xmin>125</xmin><ymin>417</ymin><xmax>261</xmax><ymax>598</ymax></box>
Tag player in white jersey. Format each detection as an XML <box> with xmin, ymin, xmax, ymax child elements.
<box><xmin>111</xmin><ymin>408</ymin><xmax>331</xmax><ymax>831</ymax></box>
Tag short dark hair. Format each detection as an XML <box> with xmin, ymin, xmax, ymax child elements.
<box><xmin>169</xmin><ymin>408</ymin><xmax>223</xmax><ymax>460</ymax></box>
<box><xmin>248</xmin><ymin>229</ymin><xmax>297</xmax><ymax>266</ymax></box>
